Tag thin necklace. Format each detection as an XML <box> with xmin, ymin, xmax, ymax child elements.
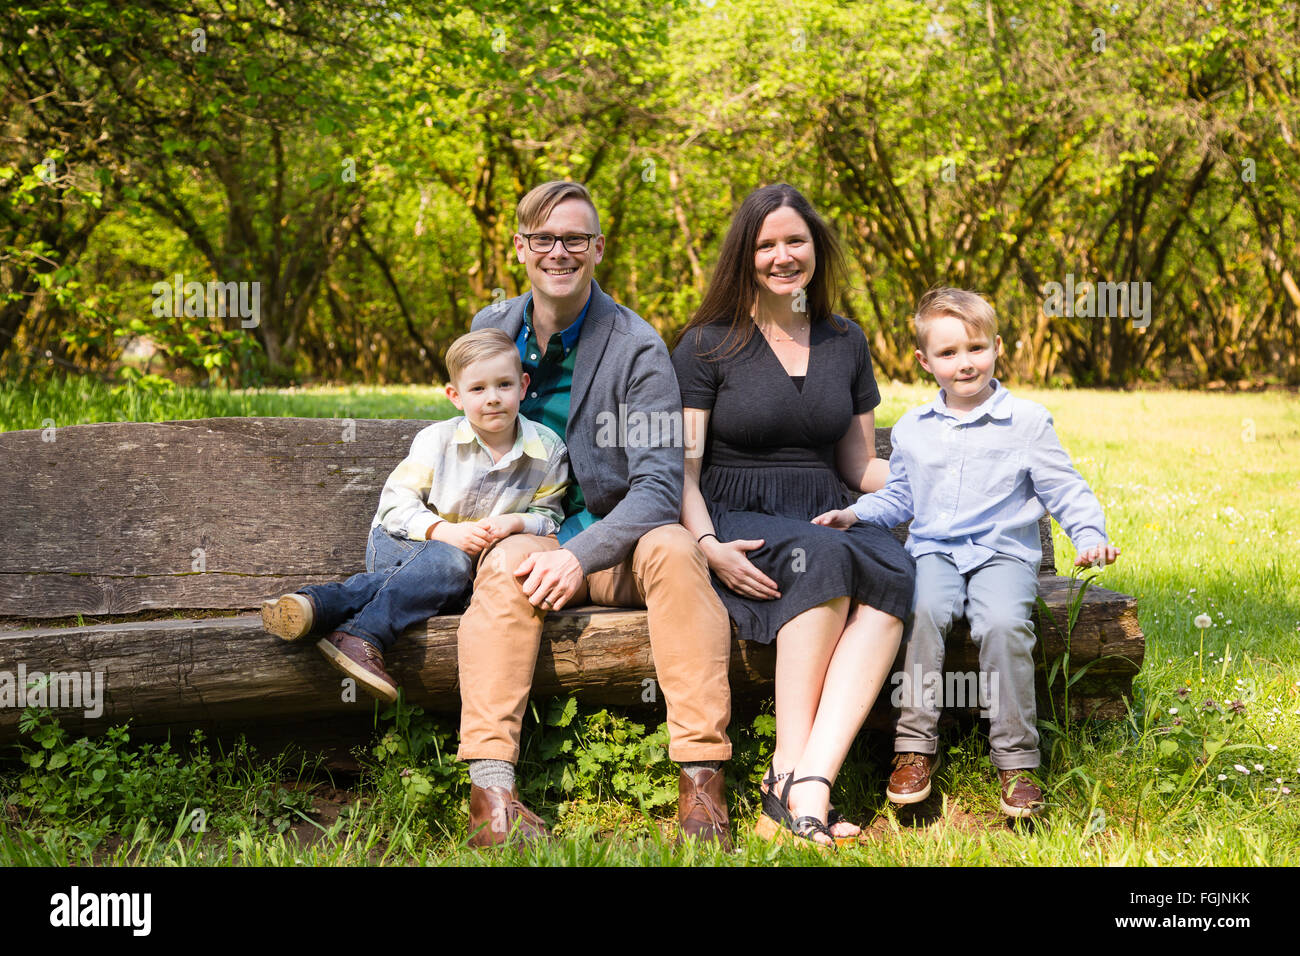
<box><xmin>760</xmin><ymin>321</ymin><xmax>808</xmax><ymax>343</ymax></box>
<box><xmin>753</xmin><ymin>309</ymin><xmax>809</xmax><ymax>343</ymax></box>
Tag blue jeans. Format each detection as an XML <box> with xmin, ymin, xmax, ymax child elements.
<box><xmin>893</xmin><ymin>551</ymin><xmax>1041</xmax><ymax>770</ymax></box>
<box><xmin>299</xmin><ymin>525</ymin><xmax>474</xmax><ymax>653</ymax></box>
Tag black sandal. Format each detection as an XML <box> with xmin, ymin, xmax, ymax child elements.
<box><xmin>764</xmin><ymin>768</ymin><xmax>853</xmax><ymax>835</ymax></box>
<box><xmin>759</xmin><ymin>767</ymin><xmax>789</xmax><ymax>822</ymax></box>
<box><xmin>757</xmin><ymin>773</ymin><xmax>837</xmax><ymax>850</ymax></box>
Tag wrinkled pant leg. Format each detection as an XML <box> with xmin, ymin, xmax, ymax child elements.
<box><xmin>336</xmin><ymin>530</ymin><xmax>475</xmax><ymax>653</ymax></box>
<box><xmin>964</xmin><ymin>554</ymin><xmax>1041</xmax><ymax>771</ymax></box>
<box><xmin>298</xmin><ymin>526</ymin><xmax>399</xmax><ymax>635</ymax></box>
<box><xmin>585</xmin><ymin>525</ymin><xmax>733</xmax><ymax>762</ymax></box>
<box><xmin>893</xmin><ymin>552</ymin><xmax>965</xmax><ymax>755</ymax></box>
<box><xmin>455</xmin><ymin>534</ymin><xmax>560</xmax><ymax>762</ymax></box>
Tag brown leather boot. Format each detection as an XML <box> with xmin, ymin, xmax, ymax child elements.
<box><xmin>678</xmin><ymin>768</ymin><xmax>732</xmax><ymax>850</ymax></box>
<box><xmin>998</xmin><ymin>769</ymin><xmax>1045</xmax><ymax>818</ymax></box>
<box><xmin>316</xmin><ymin>631</ymin><xmax>399</xmax><ymax>703</ymax></box>
<box><xmin>886</xmin><ymin>751</ymin><xmax>941</xmax><ymax>804</ymax></box>
<box><xmin>467</xmin><ymin>785</ymin><xmax>551</xmax><ymax>848</ymax></box>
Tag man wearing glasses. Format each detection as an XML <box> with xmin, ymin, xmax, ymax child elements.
<box><xmin>459</xmin><ymin>181</ymin><xmax>733</xmax><ymax>849</ymax></box>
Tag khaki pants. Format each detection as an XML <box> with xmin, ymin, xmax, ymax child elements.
<box><xmin>456</xmin><ymin>524</ymin><xmax>732</xmax><ymax>763</ymax></box>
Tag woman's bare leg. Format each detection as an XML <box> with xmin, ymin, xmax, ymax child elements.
<box><xmin>784</xmin><ymin>602</ymin><xmax>904</xmax><ymax>840</ymax></box>
<box><xmin>764</xmin><ymin>597</ymin><xmax>848</xmax><ymax>846</ymax></box>
<box><xmin>771</xmin><ymin>596</ymin><xmax>847</xmax><ymax>768</ymax></box>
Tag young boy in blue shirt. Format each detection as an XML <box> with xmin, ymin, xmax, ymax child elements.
<box><xmin>259</xmin><ymin>329</ymin><xmax>569</xmax><ymax>704</ymax></box>
<box><xmin>814</xmin><ymin>288</ymin><xmax>1119</xmax><ymax>817</ymax></box>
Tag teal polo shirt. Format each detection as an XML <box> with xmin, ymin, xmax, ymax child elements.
<box><xmin>516</xmin><ymin>291</ymin><xmax>599</xmax><ymax>543</ymax></box>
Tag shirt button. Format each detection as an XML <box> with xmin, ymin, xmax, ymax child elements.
<box><xmin>530</xmin><ymin>353</ymin><xmax>537</xmax><ymax>360</ymax></box>
<box><xmin>531</xmin><ymin>392</ymin><xmax>538</xmax><ymax>398</ymax></box>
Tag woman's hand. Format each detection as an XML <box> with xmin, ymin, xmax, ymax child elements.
<box><xmin>702</xmin><ymin>537</ymin><xmax>781</xmax><ymax>600</ymax></box>
<box><xmin>811</xmin><ymin>507</ymin><xmax>857</xmax><ymax>529</ymax></box>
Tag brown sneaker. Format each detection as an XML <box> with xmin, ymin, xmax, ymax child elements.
<box><xmin>261</xmin><ymin>593</ymin><xmax>314</xmax><ymax>641</ymax></box>
<box><xmin>316</xmin><ymin>631</ymin><xmax>399</xmax><ymax>703</ymax></box>
<box><xmin>886</xmin><ymin>751</ymin><xmax>940</xmax><ymax>804</ymax></box>
<box><xmin>998</xmin><ymin>769</ymin><xmax>1045</xmax><ymax>818</ymax></box>
<box><xmin>678</xmin><ymin>768</ymin><xmax>732</xmax><ymax>850</ymax></box>
<box><xmin>467</xmin><ymin>785</ymin><xmax>551</xmax><ymax>848</ymax></box>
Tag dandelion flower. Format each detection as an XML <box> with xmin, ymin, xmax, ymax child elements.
<box><xmin>1194</xmin><ymin>614</ymin><xmax>1212</xmax><ymax>628</ymax></box>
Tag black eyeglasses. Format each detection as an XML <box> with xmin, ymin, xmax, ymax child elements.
<box><xmin>521</xmin><ymin>233</ymin><xmax>596</xmax><ymax>253</ymax></box>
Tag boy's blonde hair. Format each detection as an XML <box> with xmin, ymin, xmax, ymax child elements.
<box><xmin>516</xmin><ymin>181</ymin><xmax>601</xmax><ymax>234</ymax></box>
<box><xmin>445</xmin><ymin>329</ymin><xmax>521</xmax><ymax>384</ymax></box>
<box><xmin>913</xmin><ymin>287</ymin><xmax>999</xmax><ymax>352</ymax></box>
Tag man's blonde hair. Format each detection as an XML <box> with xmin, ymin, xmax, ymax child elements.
<box><xmin>445</xmin><ymin>329</ymin><xmax>521</xmax><ymax>384</ymax></box>
<box><xmin>913</xmin><ymin>287</ymin><xmax>999</xmax><ymax>352</ymax></box>
<box><xmin>516</xmin><ymin>180</ymin><xmax>601</xmax><ymax>234</ymax></box>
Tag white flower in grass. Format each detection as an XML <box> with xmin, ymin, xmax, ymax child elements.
<box><xmin>1194</xmin><ymin>613</ymin><xmax>1212</xmax><ymax>629</ymax></box>
<box><xmin>1217</xmin><ymin>774</ymin><xmax>1227</xmax><ymax>781</ymax></box>
<box><xmin>1254</xmin><ymin>764</ymin><xmax>1265</xmax><ymax>772</ymax></box>
<box><xmin>1234</xmin><ymin>764</ymin><xmax>1250</xmax><ymax>774</ymax></box>
<box><xmin>1168</xmin><ymin>708</ymin><xmax>1178</xmax><ymax>715</ymax></box>
<box><xmin>1267</xmin><ymin>744</ymin><xmax>1278</xmax><ymax>751</ymax></box>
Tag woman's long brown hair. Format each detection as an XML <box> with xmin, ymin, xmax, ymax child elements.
<box><xmin>674</xmin><ymin>183</ymin><xmax>849</xmax><ymax>359</ymax></box>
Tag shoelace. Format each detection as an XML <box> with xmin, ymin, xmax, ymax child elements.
<box><xmin>686</xmin><ymin>790</ymin><xmax>727</xmax><ymax>829</ymax></box>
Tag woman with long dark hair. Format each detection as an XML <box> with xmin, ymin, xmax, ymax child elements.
<box><xmin>672</xmin><ymin>184</ymin><xmax>916</xmax><ymax>848</ymax></box>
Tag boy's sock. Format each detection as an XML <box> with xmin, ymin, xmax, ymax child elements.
<box><xmin>468</xmin><ymin>759</ymin><xmax>516</xmax><ymax>791</ymax></box>
<box><xmin>681</xmin><ymin>760</ymin><xmax>723</xmax><ymax>783</ymax></box>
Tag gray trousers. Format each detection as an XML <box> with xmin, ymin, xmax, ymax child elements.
<box><xmin>893</xmin><ymin>552</ymin><xmax>1041</xmax><ymax>770</ymax></box>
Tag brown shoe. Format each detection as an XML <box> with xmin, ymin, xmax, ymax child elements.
<box><xmin>261</xmin><ymin>593</ymin><xmax>315</xmax><ymax>641</ymax></box>
<box><xmin>886</xmin><ymin>751</ymin><xmax>940</xmax><ymax>804</ymax></box>
<box><xmin>998</xmin><ymin>769</ymin><xmax>1045</xmax><ymax>818</ymax></box>
<box><xmin>316</xmin><ymin>631</ymin><xmax>399</xmax><ymax>703</ymax></box>
<box><xmin>467</xmin><ymin>785</ymin><xmax>551</xmax><ymax>848</ymax></box>
<box><xmin>678</xmin><ymin>768</ymin><xmax>732</xmax><ymax>850</ymax></box>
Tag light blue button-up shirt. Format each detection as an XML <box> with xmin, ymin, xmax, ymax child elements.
<box><xmin>851</xmin><ymin>380</ymin><xmax>1107</xmax><ymax>573</ymax></box>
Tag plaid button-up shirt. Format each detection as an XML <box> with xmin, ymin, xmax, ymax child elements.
<box><xmin>371</xmin><ymin>413</ymin><xmax>569</xmax><ymax>541</ymax></box>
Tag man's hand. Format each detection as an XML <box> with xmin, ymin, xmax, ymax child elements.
<box><xmin>811</xmin><ymin>507</ymin><xmax>858</xmax><ymax>529</ymax></box>
<box><xmin>430</xmin><ymin>520</ymin><xmax>494</xmax><ymax>556</ymax></box>
<box><xmin>1075</xmin><ymin>543</ymin><xmax>1121</xmax><ymax>568</ymax></box>
<box><xmin>514</xmin><ymin>548</ymin><xmax>585</xmax><ymax>611</ymax></box>
<box><xmin>476</xmin><ymin>513</ymin><xmax>526</xmax><ymax>543</ymax></box>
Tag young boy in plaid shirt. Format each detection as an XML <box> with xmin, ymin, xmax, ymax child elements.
<box><xmin>260</xmin><ymin>328</ymin><xmax>569</xmax><ymax>702</ymax></box>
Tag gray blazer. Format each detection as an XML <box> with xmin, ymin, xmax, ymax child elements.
<box><xmin>471</xmin><ymin>280</ymin><xmax>685</xmax><ymax>573</ymax></box>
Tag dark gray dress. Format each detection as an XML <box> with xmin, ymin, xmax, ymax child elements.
<box><xmin>672</xmin><ymin>319</ymin><xmax>916</xmax><ymax>644</ymax></box>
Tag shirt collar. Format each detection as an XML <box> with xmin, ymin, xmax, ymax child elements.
<box><xmin>453</xmin><ymin>413</ymin><xmax>550</xmax><ymax>462</ymax></box>
<box><xmin>922</xmin><ymin>378</ymin><xmax>1012</xmax><ymax>423</ymax></box>
<box><xmin>521</xmin><ymin>286</ymin><xmax>591</xmax><ymax>353</ymax></box>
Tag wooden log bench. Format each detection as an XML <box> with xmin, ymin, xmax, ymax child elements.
<box><xmin>0</xmin><ymin>417</ymin><xmax>1144</xmax><ymax>749</ymax></box>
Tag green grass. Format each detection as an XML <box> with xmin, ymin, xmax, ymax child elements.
<box><xmin>1</xmin><ymin>378</ymin><xmax>1297</xmax><ymax>865</ymax></box>
<box><xmin>0</xmin><ymin>376</ymin><xmax>456</xmax><ymax>432</ymax></box>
